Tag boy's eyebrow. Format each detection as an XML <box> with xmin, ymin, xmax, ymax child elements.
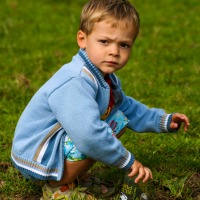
<box><xmin>99</xmin><ymin>35</ymin><xmax>134</xmax><ymax>44</ymax></box>
<box><xmin>120</xmin><ymin>39</ymin><xmax>134</xmax><ymax>44</ymax></box>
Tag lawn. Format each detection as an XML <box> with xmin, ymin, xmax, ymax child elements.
<box><xmin>0</xmin><ymin>0</ymin><xmax>199</xmax><ymax>199</ymax></box>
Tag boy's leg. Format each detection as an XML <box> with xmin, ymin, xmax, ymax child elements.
<box><xmin>49</xmin><ymin>110</ymin><xmax>128</xmax><ymax>191</ymax></box>
<box><xmin>48</xmin><ymin>125</ymin><xmax>127</xmax><ymax>191</ymax></box>
<box><xmin>42</xmin><ymin>159</ymin><xmax>96</xmax><ymax>200</ymax></box>
<box><xmin>49</xmin><ymin>158</ymin><xmax>95</xmax><ymax>187</ymax></box>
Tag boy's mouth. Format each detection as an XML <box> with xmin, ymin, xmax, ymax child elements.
<box><xmin>104</xmin><ymin>61</ymin><xmax>118</xmax><ymax>65</ymax></box>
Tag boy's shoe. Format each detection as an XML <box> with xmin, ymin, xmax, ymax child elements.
<box><xmin>120</xmin><ymin>173</ymin><xmax>148</xmax><ymax>200</ymax></box>
<box><xmin>79</xmin><ymin>176</ymin><xmax>115</xmax><ymax>199</ymax></box>
<box><xmin>40</xmin><ymin>182</ymin><xmax>96</xmax><ymax>200</ymax></box>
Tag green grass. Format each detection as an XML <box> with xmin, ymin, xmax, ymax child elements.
<box><xmin>0</xmin><ymin>0</ymin><xmax>200</xmax><ymax>199</ymax></box>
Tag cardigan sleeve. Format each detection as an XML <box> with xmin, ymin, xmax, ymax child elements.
<box><xmin>119</xmin><ymin>92</ymin><xmax>170</xmax><ymax>133</ymax></box>
<box><xmin>48</xmin><ymin>77</ymin><xmax>134</xmax><ymax>170</ymax></box>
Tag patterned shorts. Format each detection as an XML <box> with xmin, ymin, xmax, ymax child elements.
<box><xmin>64</xmin><ymin>110</ymin><xmax>129</xmax><ymax>161</ymax></box>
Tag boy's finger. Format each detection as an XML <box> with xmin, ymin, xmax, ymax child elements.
<box><xmin>143</xmin><ymin>168</ymin><xmax>152</xmax><ymax>182</ymax></box>
<box><xmin>178</xmin><ymin>115</ymin><xmax>189</xmax><ymax>131</ymax></box>
<box><xmin>184</xmin><ymin>122</ymin><xmax>189</xmax><ymax>131</ymax></box>
<box><xmin>134</xmin><ymin>167</ymin><xmax>145</xmax><ymax>183</ymax></box>
<box><xmin>142</xmin><ymin>172</ymin><xmax>150</xmax><ymax>183</ymax></box>
<box><xmin>170</xmin><ymin>122</ymin><xmax>179</xmax><ymax>129</ymax></box>
<box><xmin>128</xmin><ymin>167</ymin><xmax>138</xmax><ymax>178</ymax></box>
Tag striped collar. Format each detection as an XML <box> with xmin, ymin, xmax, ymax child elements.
<box><xmin>78</xmin><ymin>49</ymin><xmax>108</xmax><ymax>88</ymax></box>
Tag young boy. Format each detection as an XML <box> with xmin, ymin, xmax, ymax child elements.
<box><xmin>11</xmin><ymin>0</ymin><xmax>190</xmax><ymax>199</ymax></box>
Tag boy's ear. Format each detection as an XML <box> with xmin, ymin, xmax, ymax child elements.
<box><xmin>77</xmin><ymin>30</ymin><xmax>87</xmax><ymax>49</ymax></box>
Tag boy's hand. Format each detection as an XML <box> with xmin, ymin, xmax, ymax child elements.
<box><xmin>128</xmin><ymin>160</ymin><xmax>153</xmax><ymax>183</ymax></box>
<box><xmin>170</xmin><ymin>113</ymin><xmax>190</xmax><ymax>132</ymax></box>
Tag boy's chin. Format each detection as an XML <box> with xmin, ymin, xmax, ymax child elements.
<box><xmin>100</xmin><ymin>69</ymin><xmax>117</xmax><ymax>76</ymax></box>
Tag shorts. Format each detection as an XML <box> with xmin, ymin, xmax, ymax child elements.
<box><xmin>64</xmin><ymin>110</ymin><xmax>129</xmax><ymax>161</ymax></box>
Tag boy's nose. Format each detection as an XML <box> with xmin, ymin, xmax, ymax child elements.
<box><xmin>109</xmin><ymin>44</ymin><xmax>119</xmax><ymax>56</ymax></box>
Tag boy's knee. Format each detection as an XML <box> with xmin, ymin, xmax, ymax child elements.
<box><xmin>64</xmin><ymin>159</ymin><xmax>94</xmax><ymax>178</ymax></box>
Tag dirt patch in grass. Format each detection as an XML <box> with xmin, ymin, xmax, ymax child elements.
<box><xmin>150</xmin><ymin>173</ymin><xmax>200</xmax><ymax>200</ymax></box>
<box><xmin>0</xmin><ymin>162</ymin><xmax>12</xmax><ymax>169</ymax></box>
<box><xmin>185</xmin><ymin>173</ymin><xmax>200</xmax><ymax>200</ymax></box>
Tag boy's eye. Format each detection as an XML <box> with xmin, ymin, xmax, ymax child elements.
<box><xmin>99</xmin><ymin>40</ymin><xmax>108</xmax><ymax>45</ymax></box>
<box><xmin>120</xmin><ymin>43</ymin><xmax>130</xmax><ymax>49</ymax></box>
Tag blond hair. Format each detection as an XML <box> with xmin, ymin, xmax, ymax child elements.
<box><xmin>79</xmin><ymin>0</ymin><xmax>140</xmax><ymax>37</ymax></box>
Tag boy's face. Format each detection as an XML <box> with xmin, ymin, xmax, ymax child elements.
<box><xmin>77</xmin><ymin>18</ymin><xmax>137</xmax><ymax>75</ymax></box>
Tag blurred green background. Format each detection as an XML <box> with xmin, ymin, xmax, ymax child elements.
<box><xmin>0</xmin><ymin>0</ymin><xmax>199</xmax><ymax>199</ymax></box>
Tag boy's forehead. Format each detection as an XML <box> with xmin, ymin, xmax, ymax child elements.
<box><xmin>94</xmin><ymin>17</ymin><xmax>136</xmax><ymax>30</ymax></box>
<box><xmin>100</xmin><ymin>17</ymin><xmax>135</xmax><ymax>28</ymax></box>
<box><xmin>92</xmin><ymin>18</ymin><xmax>136</xmax><ymax>35</ymax></box>
<box><xmin>91</xmin><ymin>19</ymin><xmax>136</xmax><ymax>42</ymax></box>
